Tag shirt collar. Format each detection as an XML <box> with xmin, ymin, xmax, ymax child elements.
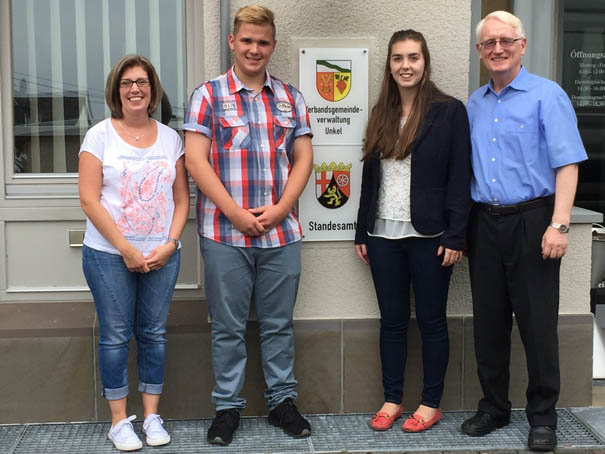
<box><xmin>227</xmin><ymin>66</ymin><xmax>274</xmax><ymax>94</ymax></box>
<box><xmin>484</xmin><ymin>65</ymin><xmax>529</xmax><ymax>96</ymax></box>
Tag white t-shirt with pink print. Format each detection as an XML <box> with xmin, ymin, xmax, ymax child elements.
<box><xmin>79</xmin><ymin>119</ymin><xmax>184</xmax><ymax>256</ymax></box>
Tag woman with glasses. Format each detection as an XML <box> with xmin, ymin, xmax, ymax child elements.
<box><xmin>355</xmin><ymin>30</ymin><xmax>471</xmax><ymax>433</ymax></box>
<box><xmin>79</xmin><ymin>54</ymin><xmax>188</xmax><ymax>451</ymax></box>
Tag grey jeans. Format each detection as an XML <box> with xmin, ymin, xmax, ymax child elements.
<box><xmin>200</xmin><ymin>237</ymin><xmax>301</xmax><ymax>411</ymax></box>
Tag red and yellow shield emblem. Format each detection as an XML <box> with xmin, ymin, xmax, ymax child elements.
<box><xmin>316</xmin><ymin>60</ymin><xmax>351</xmax><ymax>102</ymax></box>
<box><xmin>314</xmin><ymin>162</ymin><xmax>352</xmax><ymax>209</ymax></box>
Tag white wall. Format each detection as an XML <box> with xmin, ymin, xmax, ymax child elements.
<box><xmin>293</xmin><ymin>223</ymin><xmax>592</xmax><ymax>319</ymax></box>
<box><xmin>202</xmin><ymin>0</ymin><xmax>472</xmax><ymax>104</ymax></box>
<box><xmin>196</xmin><ymin>1</ymin><xmax>593</xmax><ymax>319</ymax></box>
<box><xmin>0</xmin><ymin>1</ymin><xmax>594</xmax><ymax>321</ymax></box>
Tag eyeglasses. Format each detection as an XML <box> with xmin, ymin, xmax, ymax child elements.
<box><xmin>479</xmin><ymin>37</ymin><xmax>524</xmax><ymax>50</ymax></box>
<box><xmin>119</xmin><ymin>78</ymin><xmax>150</xmax><ymax>88</ymax></box>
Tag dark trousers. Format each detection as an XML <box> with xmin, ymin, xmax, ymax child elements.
<box><xmin>367</xmin><ymin>235</ymin><xmax>452</xmax><ymax>408</ymax></box>
<box><xmin>467</xmin><ymin>200</ymin><xmax>560</xmax><ymax>427</ymax></box>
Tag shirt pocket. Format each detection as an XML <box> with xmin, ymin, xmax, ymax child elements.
<box><xmin>502</xmin><ymin>119</ymin><xmax>540</xmax><ymax>164</ymax></box>
<box><xmin>273</xmin><ymin>116</ymin><xmax>296</xmax><ymax>150</ymax></box>
<box><xmin>503</xmin><ymin>119</ymin><xmax>538</xmax><ymax>134</ymax></box>
<box><xmin>218</xmin><ymin>115</ymin><xmax>250</xmax><ymax>150</ymax></box>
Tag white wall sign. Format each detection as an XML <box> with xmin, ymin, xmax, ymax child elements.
<box><xmin>299</xmin><ymin>48</ymin><xmax>369</xmax><ymax>241</ymax></box>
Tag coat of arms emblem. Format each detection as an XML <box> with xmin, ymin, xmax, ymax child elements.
<box><xmin>314</xmin><ymin>162</ymin><xmax>352</xmax><ymax>209</ymax></box>
<box><xmin>316</xmin><ymin>60</ymin><xmax>351</xmax><ymax>102</ymax></box>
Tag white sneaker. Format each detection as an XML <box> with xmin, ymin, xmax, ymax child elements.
<box><xmin>143</xmin><ymin>413</ymin><xmax>171</xmax><ymax>446</ymax></box>
<box><xmin>108</xmin><ymin>415</ymin><xmax>143</xmax><ymax>451</ymax></box>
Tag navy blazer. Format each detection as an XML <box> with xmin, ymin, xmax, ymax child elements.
<box><xmin>355</xmin><ymin>98</ymin><xmax>472</xmax><ymax>251</ymax></box>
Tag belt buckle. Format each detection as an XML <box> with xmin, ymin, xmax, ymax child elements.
<box><xmin>487</xmin><ymin>206</ymin><xmax>501</xmax><ymax>216</ymax></box>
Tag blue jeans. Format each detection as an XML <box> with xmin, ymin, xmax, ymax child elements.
<box><xmin>367</xmin><ymin>235</ymin><xmax>451</xmax><ymax>408</ymax></box>
<box><xmin>82</xmin><ymin>245</ymin><xmax>180</xmax><ymax>400</ymax></box>
<box><xmin>200</xmin><ymin>238</ymin><xmax>301</xmax><ymax>411</ymax></box>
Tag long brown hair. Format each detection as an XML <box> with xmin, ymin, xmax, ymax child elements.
<box><xmin>362</xmin><ymin>30</ymin><xmax>449</xmax><ymax>160</ymax></box>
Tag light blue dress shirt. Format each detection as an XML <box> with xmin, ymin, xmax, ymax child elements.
<box><xmin>467</xmin><ymin>66</ymin><xmax>587</xmax><ymax>205</ymax></box>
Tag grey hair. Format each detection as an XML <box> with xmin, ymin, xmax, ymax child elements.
<box><xmin>476</xmin><ymin>10</ymin><xmax>525</xmax><ymax>42</ymax></box>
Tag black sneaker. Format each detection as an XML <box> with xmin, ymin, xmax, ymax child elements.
<box><xmin>207</xmin><ymin>408</ymin><xmax>240</xmax><ymax>445</ymax></box>
<box><xmin>268</xmin><ymin>398</ymin><xmax>311</xmax><ymax>438</ymax></box>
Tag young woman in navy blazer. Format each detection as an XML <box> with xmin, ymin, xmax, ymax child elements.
<box><xmin>355</xmin><ymin>30</ymin><xmax>471</xmax><ymax>433</ymax></box>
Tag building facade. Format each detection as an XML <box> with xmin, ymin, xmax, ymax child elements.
<box><xmin>0</xmin><ymin>0</ymin><xmax>602</xmax><ymax>423</ymax></box>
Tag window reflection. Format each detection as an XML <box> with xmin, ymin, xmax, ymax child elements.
<box><xmin>11</xmin><ymin>0</ymin><xmax>186</xmax><ymax>174</ymax></box>
<box><xmin>562</xmin><ymin>0</ymin><xmax>605</xmax><ymax>215</ymax></box>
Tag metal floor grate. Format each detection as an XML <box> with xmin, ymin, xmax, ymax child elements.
<box><xmin>309</xmin><ymin>409</ymin><xmax>604</xmax><ymax>452</ymax></box>
<box><xmin>0</xmin><ymin>426</ymin><xmax>25</xmax><ymax>454</ymax></box>
<box><xmin>2</xmin><ymin>408</ymin><xmax>604</xmax><ymax>453</ymax></box>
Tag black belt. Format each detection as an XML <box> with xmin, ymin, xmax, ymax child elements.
<box><xmin>476</xmin><ymin>195</ymin><xmax>554</xmax><ymax>216</ymax></box>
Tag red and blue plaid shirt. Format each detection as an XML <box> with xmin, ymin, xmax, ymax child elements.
<box><xmin>183</xmin><ymin>67</ymin><xmax>312</xmax><ymax>248</ymax></box>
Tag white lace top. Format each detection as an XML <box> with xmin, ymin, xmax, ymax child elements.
<box><xmin>369</xmin><ymin>117</ymin><xmax>440</xmax><ymax>240</ymax></box>
<box><xmin>377</xmin><ymin>154</ymin><xmax>412</xmax><ymax>221</ymax></box>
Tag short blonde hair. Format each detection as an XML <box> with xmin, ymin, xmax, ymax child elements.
<box><xmin>233</xmin><ymin>5</ymin><xmax>276</xmax><ymax>38</ymax></box>
<box><xmin>105</xmin><ymin>54</ymin><xmax>163</xmax><ymax>119</ymax></box>
<box><xmin>476</xmin><ymin>10</ymin><xmax>525</xmax><ymax>42</ymax></box>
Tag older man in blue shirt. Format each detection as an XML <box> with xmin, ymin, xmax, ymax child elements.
<box><xmin>461</xmin><ymin>11</ymin><xmax>587</xmax><ymax>452</ymax></box>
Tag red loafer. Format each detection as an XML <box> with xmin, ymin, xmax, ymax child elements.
<box><xmin>369</xmin><ymin>405</ymin><xmax>403</xmax><ymax>431</ymax></box>
<box><xmin>402</xmin><ymin>408</ymin><xmax>442</xmax><ymax>432</ymax></box>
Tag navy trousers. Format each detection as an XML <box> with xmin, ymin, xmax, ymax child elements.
<box><xmin>467</xmin><ymin>200</ymin><xmax>560</xmax><ymax>427</ymax></box>
<box><xmin>367</xmin><ymin>235</ymin><xmax>452</xmax><ymax>408</ymax></box>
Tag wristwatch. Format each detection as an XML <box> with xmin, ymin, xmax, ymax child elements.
<box><xmin>549</xmin><ymin>222</ymin><xmax>569</xmax><ymax>234</ymax></box>
<box><xmin>167</xmin><ymin>237</ymin><xmax>181</xmax><ymax>247</ymax></box>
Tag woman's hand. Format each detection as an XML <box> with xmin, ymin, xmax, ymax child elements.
<box><xmin>437</xmin><ymin>245</ymin><xmax>462</xmax><ymax>267</ymax></box>
<box><xmin>355</xmin><ymin>244</ymin><xmax>369</xmax><ymax>265</ymax></box>
<box><xmin>145</xmin><ymin>243</ymin><xmax>177</xmax><ymax>271</ymax></box>
<box><xmin>121</xmin><ymin>244</ymin><xmax>150</xmax><ymax>273</ymax></box>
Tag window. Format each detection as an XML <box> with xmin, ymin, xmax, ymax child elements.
<box><xmin>561</xmin><ymin>0</ymin><xmax>605</xmax><ymax>214</ymax></box>
<box><xmin>11</xmin><ymin>0</ymin><xmax>186</xmax><ymax>175</ymax></box>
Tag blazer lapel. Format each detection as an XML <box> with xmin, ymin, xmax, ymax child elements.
<box><xmin>413</xmin><ymin>103</ymin><xmax>440</xmax><ymax>147</ymax></box>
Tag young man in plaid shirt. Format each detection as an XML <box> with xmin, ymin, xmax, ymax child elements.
<box><xmin>183</xmin><ymin>5</ymin><xmax>313</xmax><ymax>446</ymax></box>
